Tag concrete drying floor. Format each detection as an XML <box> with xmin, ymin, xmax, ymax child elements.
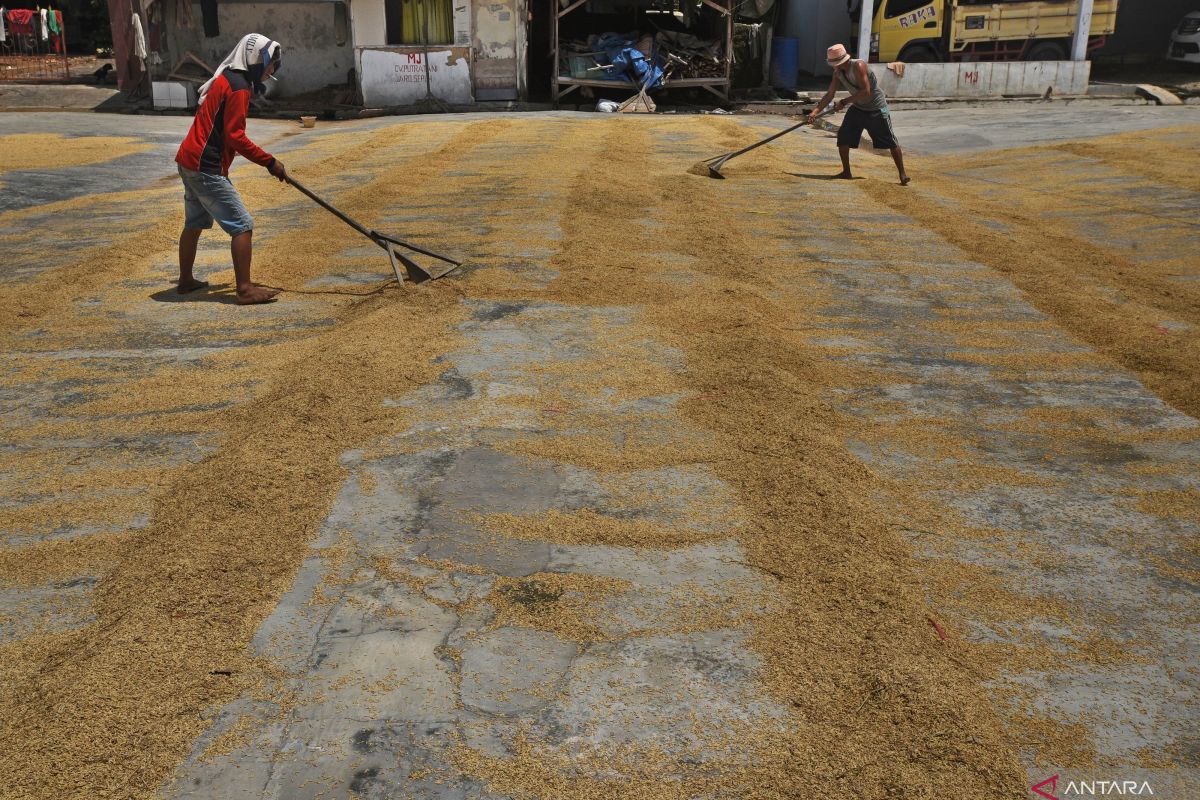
<box><xmin>1</xmin><ymin>105</ymin><xmax>1198</xmax><ymax>799</ymax></box>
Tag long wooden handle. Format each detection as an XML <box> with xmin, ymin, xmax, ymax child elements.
<box><xmin>285</xmin><ymin>175</ymin><xmax>375</xmax><ymax>241</ymax></box>
<box><xmin>708</xmin><ymin>106</ymin><xmax>836</xmax><ymax>164</ymax></box>
<box><xmin>287</xmin><ymin>175</ymin><xmax>462</xmax><ymax>266</ymax></box>
<box><xmin>374</xmin><ymin>233</ymin><xmax>462</xmax><ymax>266</ymax></box>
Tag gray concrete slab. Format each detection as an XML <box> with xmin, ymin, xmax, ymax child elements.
<box><xmin>147</xmin><ymin>123</ymin><xmax>783</xmax><ymax>799</ymax></box>
<box><xmin>722</xmin><ymin>126</ymin><xmax>1200</xmax><ymax>791</ymax></box>
<box><xmin>2</xmin><ymin>107</ymin><xmax>1197</xmax><ymax>797</ymax></box>
<box><xmin>737</xmin><ymin>104</ymin><xmax>1200</xmax><ymax>155</ymax></box>
<box><xmin>163</xmin><ymin>295</ymin><xmax>785</xmax><ymax>796</ymax></box>
<box><xmin>0</xmin><ymin>83</ymin><xmax>120</xmax><ymax>111</ymax></box>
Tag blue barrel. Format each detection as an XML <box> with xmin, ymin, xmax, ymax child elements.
<box><xmin>770</xmin><ymin>37</ymin><xmax>799</xmax><ymax>90</ymax></box>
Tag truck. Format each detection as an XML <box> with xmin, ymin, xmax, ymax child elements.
<box><xmin>849</xmin><ymin>0</ymin><xmax>1120</xmax><ymax>64</ymax></box>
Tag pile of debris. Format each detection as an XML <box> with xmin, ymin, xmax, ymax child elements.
<box><xmin>561</xmin><ymin>29</ymin><xmax>724</xmax><ymax>86</ymax></box>
<box><xmin>656</xmin><ymin>30</ymin><xmax>724</xmax><ymax>79</ymax></box>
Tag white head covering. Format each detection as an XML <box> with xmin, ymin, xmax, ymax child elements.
<box><xmin>198</xmin><ymin>33</ymin><xmax>281</xmax><ymax>105</ymax></box>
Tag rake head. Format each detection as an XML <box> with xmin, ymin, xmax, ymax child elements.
<box><xmin>705</xmin><ymin>157</ymin><xmax>730</xmax><ymax>179</ymax></box>
<box><xmin>689</xmin><ymin>155</ymin><xmax>730</xmax><ymax>179</ymax></box>
<box><xmin>374</xmin><ymin>233</ymin><xmax>463</xmax><ymax>285</ymax></box>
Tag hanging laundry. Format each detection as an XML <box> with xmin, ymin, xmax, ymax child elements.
<box><xmin>588</xmin><ymin>32</ymin><xmax>666</xmax><ymax>89</ymax></box>
<box><xmin>200</xmin><ymin>0</ymin><xmax>218</xmax><ymax>38</ymax></box>
<box><xmin>47</xmin><ymin>5</ymin><xmax>58</xmax><ymax>34</ymax></box>
<box><xmin>146</xmin><ymin>0</ymin><xmax>162</xmax><ymax>53</ymax></box>
<box><xmin>131</xmin><ymin>12</ymin><xmax>147</xmax><ymax>60</ymax></box>
<box><xmin>52</xmin><ymin>9</ymin><xmax>63</xmax><ymax>52</ymax></box>
<box><xmin>6</xmin><ymin>8</ymin><xmax>34</xmax><ymax>36</ymax></box>
<box><xmin>40</xmin><ymin>7</ymin><xmax>49</xmax><ymax>40</ymax></box>
<box><xmin>0</xmin><ymin>7</ymin><xmax>7</xmax><ymax>43</ymax></box>
<box><xmin>175</xmin><ymin>0</ymin><xmax>193</xmax><ymax>28</ymax></box>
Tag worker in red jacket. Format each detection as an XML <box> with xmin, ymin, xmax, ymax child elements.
<box><xmin>175</xmin><ymin>33</ymin><xmax>287</xmax><ymax>304</ymax></box>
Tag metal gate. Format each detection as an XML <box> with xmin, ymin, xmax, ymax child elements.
<box><xmin>1</xmin><ymin>9</ymin><xmax>70</xmax><ymax>82</ymax></box>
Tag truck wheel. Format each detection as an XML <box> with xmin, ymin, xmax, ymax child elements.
<box><xmin>898</xmin><ymin>45</ymin><xmax>939</xmax><ymax>63</ymax></box>
<box><xmin>1026</xmin><ymin>41</ymin><xmax>1068</xmax><ymax>61</ymax></box>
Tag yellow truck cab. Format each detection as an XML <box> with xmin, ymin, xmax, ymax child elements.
<box><xmin>851</xmin><ymin>0</ymin><xmax>1119</xmax><ymax>63</ymax></box>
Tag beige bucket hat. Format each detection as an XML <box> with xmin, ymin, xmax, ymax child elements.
<box><xmin>826</xmin><ymin>43</ymin><xmax>851</xmax><ymax>66</ymax></box>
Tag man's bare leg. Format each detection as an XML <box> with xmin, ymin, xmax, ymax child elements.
<box><xmin>231</xmin><ymin>231</ymin><xmax>278</xmax><ymax>305</ymax></box>
<box><xmin>891</xmin><ymin>146</ymin><xmax>911</xmax><ymax>185</ymax></box>
<box><xmin>836</xmin><ymin>145</ymin><xmax>853</xmax><ymax>179</ymax></box>
<box><xmin>177</xmin><ymin>228</ymin><xmax>208</xmax><ymax>293</ymax></box>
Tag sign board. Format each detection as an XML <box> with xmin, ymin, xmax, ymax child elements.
<box><xmin>358</xmin><ymin>48</ymin><xmax>473</xmax><ymax>106</ymax></box>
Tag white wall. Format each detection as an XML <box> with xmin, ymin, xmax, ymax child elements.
<box><xmin>358</xmin><ymin>48</ymin><xmax>473</xmax><ymax>105</ymax></box>
<box><xmin>161</xmin><ymin>2</ymin><xmax>353</xmax><ymax>97</ymax></box>
<box><xmin>348</xmin><ymin>0</ymin><xmax>388</xmax><ymax>48</ymax></box>
<box><xmin>472</xmin><ymin>0</ymin><xmax>519</xmax><ymax>100</ymax></box>
<box><xmin>871</xmin><ymin>61</ymin><xmax>1092</xmax><ymax>98</ymax></box>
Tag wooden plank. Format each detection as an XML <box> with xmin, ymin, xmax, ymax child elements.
<box><xmin>1134</xmin><ymin>83</ymin><xmax>1183</xmax><ymax>105</ymax></box>
<box><xmin>557</xmin><ymin>0</ymin><xmax>588</xmax><ymax>19</ymax></box>
<box><xmin>557</xmin><ymin>76</ymin><xmax>636</xmax><ymax>88</ymax></box>
<box><xmin>555</xmin><ymin>76</ymin><xmax>730</xmax><ymax>89</ymax></box>
<box><xmin>663</xmin><ymin>77</ymin><xmax>730</xmax><ymax>87</ymax></box>
<box><xmin>724</xmin><ymin>0</ymin><xmax>732</xmax><ymax>85</ymax></box>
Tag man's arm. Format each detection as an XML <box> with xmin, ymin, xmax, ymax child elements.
<box><xmin>836</xmin><ymin>61</ymin><xmax>872</xmax><ymax>110</ymax></box>
<box><xmin>810</xmin><ymin>74</ymin><xmax>840</xmax><ymax>121</ymax></box>
<box><xmin>225</xmin><ymin>91</ymin><xmax>286</xmax><ymax>180</ymax></box>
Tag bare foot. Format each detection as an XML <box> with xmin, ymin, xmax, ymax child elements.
<box><xmin>900</xmin><ymin>174</ymin><xmax>911</xmax><ymax>186</ymax></box>
<box><xmin>177</xmin><ymin>277</ymin><xmax>209</xmax><ymax>294</ymax></box>
<box><xmin>835</xmin><ymin>171</ymin><xmax>853</xmax><ymax>180</ymax></box>
<box><xmin>235</xmin><ymin>285</ymin><xmax>279</xmax><ymax>305</ymax></box>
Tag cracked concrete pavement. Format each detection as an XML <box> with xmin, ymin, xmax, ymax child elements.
<box><xmin>2</xmin><ymin>105</ymin><xmax>1198</xmax><ymax>798</ymax></box>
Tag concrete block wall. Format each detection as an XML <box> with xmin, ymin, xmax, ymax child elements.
<box><xmin>871</xmin><ymin>61</ymin><xmax>1092</xmax><ymax>99</ymax></box>
<box><xmin>357</xmin><ymin>48</ymin><xmax>474</xmax><ymax>106</ymax></box>
<box><xmin>160</xmin><ymin>2</ymin><xmax>353</xmax><ymax>98</ymax></box>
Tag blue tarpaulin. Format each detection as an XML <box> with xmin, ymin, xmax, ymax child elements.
<box><xmin>591</xmin><ymin>32</ymin><xmax>666</xmax><ymax>89</ymax></box>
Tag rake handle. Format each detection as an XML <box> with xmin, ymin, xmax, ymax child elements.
<box><xmin>708</xmin><ymin>106</ymin><xmax>835</xmax><ymax>167</ymax></box>
<box><xmin>374</xmin><ymin>233</ymin><xmax>462</xmax><ymax>266</ymax></box>
<box><xmin>285</xmin><ymin>175</ymin><xmax>376</xmax><ymax>242</ymax></box>
<box><xmin>286</xmin><ymin>175</ymin><xmax>458</xmax><ymax>265</ymax></box>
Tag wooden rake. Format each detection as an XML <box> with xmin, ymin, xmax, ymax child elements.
<box><xmin>286</xmin><ymin>176</ymin><xmax>463</xmax><ymax>284</ymax></box>
<box><xmin>699</xmin><ymin>106</ymin><xmax>835</xmax><ymax>179</ymax></box>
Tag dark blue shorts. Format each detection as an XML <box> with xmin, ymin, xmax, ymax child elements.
<box><xmin>178</xmin><ymin>165</ymin><xmax>254</xmax><ymax>237</ymax></box>
<box><xmin>837</xmin><ymin>105</ymin><xmax>899</xmax><ymax>150</ymax></box>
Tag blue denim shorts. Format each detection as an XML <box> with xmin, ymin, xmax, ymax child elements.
<box><xmin>178</xmin><ymin>165</ymin><xmax>254</xmax><ymax>236</ymax></box>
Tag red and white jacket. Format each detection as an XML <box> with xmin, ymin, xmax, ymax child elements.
<box><xmin>175</xmin><ymin>69</ymin><xmax>274</xmax><ymax>177</ymax></box>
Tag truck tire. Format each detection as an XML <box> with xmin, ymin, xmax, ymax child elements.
<box><xmin>898</xmin><ymin>44</ymin><xmax>939</xmax><ymax>63</ymax></box>
<box><xmin>1026</xmin><ymin>41</ymin><xmax>1068</xmax><ymax>61</ymax></box>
